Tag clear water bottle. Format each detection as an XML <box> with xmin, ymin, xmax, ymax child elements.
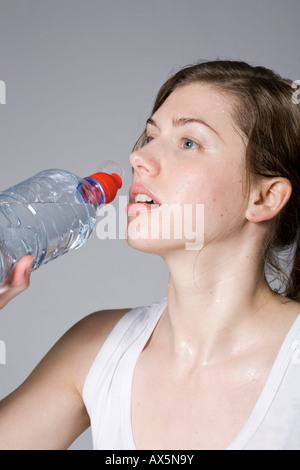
<box><xmin>0</xmin><ymin>167</ymin><xmax>123</xmax><ymax>287</ymax></box>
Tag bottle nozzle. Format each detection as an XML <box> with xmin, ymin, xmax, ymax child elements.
<box><xmin>97</xmin><ymin>160</ymin><xmax>125</xmax><ymax>181</ymax></box>
<box><xmin>83</xmin><ymin>171</ymin><xmax>123</xmax><ymax>205</ymax></box>
<box><xmin>111</xmin><ymin>173</ymin><xmax>122</xmax><ymax>189</ymax></box>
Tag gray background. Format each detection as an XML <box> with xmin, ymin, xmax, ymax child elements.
<box><xmin>0</xmin><ymin>0</ymin><xmax>299</xmax><ymax>450</ymax></box>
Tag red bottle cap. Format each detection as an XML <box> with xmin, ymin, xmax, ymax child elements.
<box><xmin>87</xmin><ymin>172</ymin><xmax>122</xmax><ymax>204</ymax></box>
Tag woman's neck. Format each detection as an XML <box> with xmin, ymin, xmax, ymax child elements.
<box><xmin>160</xmin><ymin>237</ymin><xmax>279</xmax><ymax>369</ymax></box>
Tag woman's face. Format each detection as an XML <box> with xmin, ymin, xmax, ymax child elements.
<box><xmin>127</xmin><ymin>84</ymin><xmax>248</xmax><ymax>255</ymax></box>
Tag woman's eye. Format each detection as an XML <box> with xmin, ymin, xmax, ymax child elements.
<box><xmin>143</xmin><ymin>136</ymin><xmax>154</xmax><ymax>146</ymax></box>
<box><xmin>182</xmin><ymin>138</ymin><xmax>199</xmax><ymax>150</ymax></box>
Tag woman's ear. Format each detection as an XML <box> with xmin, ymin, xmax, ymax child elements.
<box><xmin>246</xmin><ymin>177</ymin><xmax>292</xmax><ymax>223</ymax></box>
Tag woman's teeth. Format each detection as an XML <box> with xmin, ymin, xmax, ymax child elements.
<box><xmin>134</xmin><ymin>194</ymin><xmax>154</xmax><ymax>203</ymax></box>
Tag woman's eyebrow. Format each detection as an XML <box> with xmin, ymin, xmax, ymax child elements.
<box><xmin>146</xmin><ymin>117</ymin><xmax>158</xmax><ymax>128</ymax></box>
<box><xmin>146</xmin><ymin>116</ymin><xmax>221</xmax><ymax>140</ymax></box>
<box><xmin>172</xmin><ymin>116</ymin><xmax>221</xmax><ymax>139</ymax></box>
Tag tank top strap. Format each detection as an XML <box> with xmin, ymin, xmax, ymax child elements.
<box><xmin>82</xmin><ymin>298</ymin><xmax>167</xmax><ymax>449</ymax></box>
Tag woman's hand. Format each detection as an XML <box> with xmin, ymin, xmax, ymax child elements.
<box><xmin>0</xmin><ymin>255</ymin><xmax>33</xmax><ymax>310</ymax></box>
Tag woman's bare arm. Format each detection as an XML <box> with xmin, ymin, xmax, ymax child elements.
<box><xmin>0</xmin><ymin>306</ymin><xmax>127</xmax><ymax>450</ymax></box>
<box><xmin>0</xmin><ymin>257</ymin><xmax>128</xmax><ymax>450</ymax></box>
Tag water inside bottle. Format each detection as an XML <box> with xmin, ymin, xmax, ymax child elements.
<box><xmin>0</xmin><ymin>201</ymin><xmax>96</xmax><ymax>271</ymax></box>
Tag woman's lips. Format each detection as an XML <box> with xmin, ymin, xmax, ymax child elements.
<box><xmin>129</xmin><ymin>183</ymin><xmax>161</xmax><ymax>205</ymax></box>
<box><xmin>126</xmin><ymin>202</ymin><xmax>160</xmax><ymax>216</ymax></box>
<box><xmin>127</xmin><ymin>183</ymin><xmax>161</xmax><ymax>216</ymax></box>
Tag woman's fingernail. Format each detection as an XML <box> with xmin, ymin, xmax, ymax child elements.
<box><xmin>26</xmin><ymin>263</ymin><xmax>33</xmax><ymax>276</ymax></box>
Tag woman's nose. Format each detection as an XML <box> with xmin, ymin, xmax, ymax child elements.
<box><xmin>130</xmin><ymin>145</ymin><xmax>161</xmax><ymax>177</ymax></box>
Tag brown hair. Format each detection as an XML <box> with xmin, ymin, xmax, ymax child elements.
<box><xmin>134</xmin><ymin>60</ymin><xmax>300</xmax><ymax>301</ymax></box>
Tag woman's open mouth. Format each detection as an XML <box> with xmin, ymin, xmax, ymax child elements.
<box><xmin>127</xmin><ymin>184</ymin><xmax>161</xmax><ymax>215</ymax></box>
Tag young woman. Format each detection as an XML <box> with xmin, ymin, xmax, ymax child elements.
<box><xmin>0</xmin><ymin>60</ymin><xmax>300</xmax><ymax>450</ymax></box>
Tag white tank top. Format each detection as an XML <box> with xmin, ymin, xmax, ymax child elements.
<box><xmin>82</xmin><ymin>298</ymin><xmax>300</xmax><ymax>450</ymax></box>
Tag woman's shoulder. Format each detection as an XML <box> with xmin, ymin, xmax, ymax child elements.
<box><xmin>52</xmin><ymin>307</ymin><xmax>132</xmax><ymax>396</ymax></box>
<box><xmin>63</xmin><ymin>299</ymin><xmax>167</xmax><ymax>394</ymax></box>
<box><xmin>73</xmin><ymin>307</ymin><xmax>132</xmax><ymax>345</ymax></box>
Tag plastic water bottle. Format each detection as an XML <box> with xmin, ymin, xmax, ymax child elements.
<box><xmin>0</xmin><ymin>166</ymin><xmax>123</xmax><ymax>287</ymax></box>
